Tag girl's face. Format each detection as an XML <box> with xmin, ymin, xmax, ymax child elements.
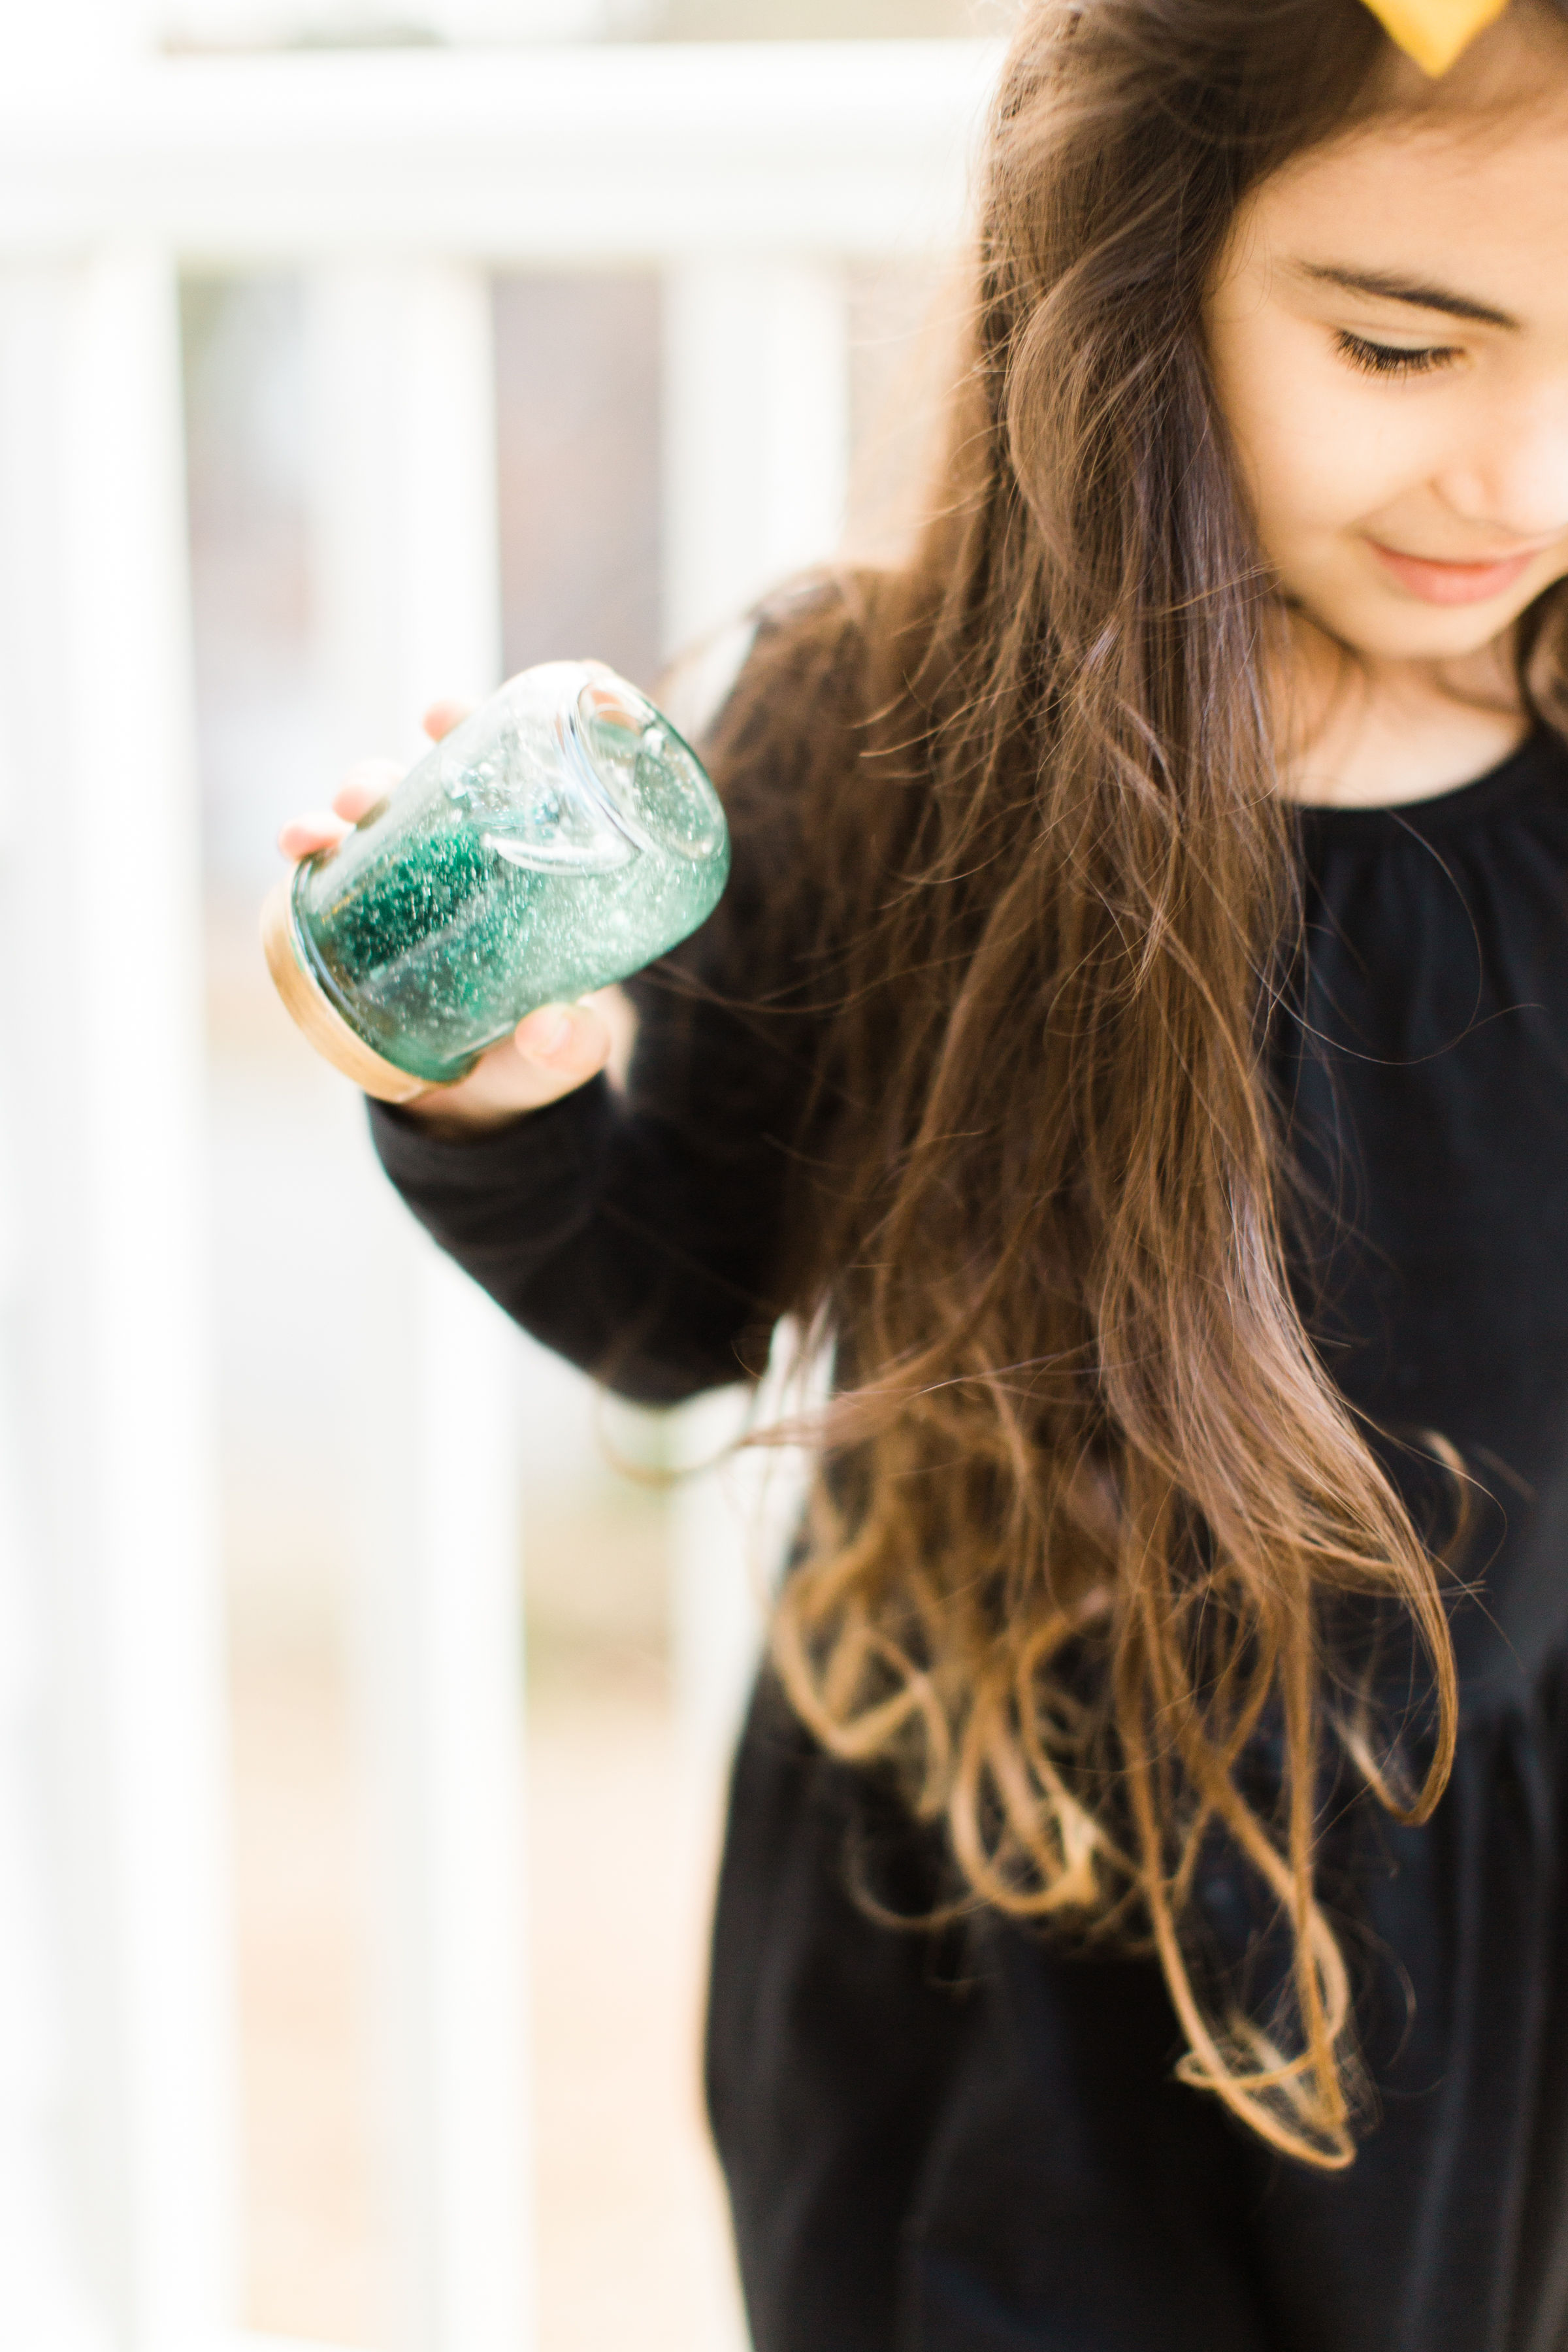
<box><xmin>1206</xmin><ymin>17</ymin><xmax>1568</xmax><ymax>668</ymax></box>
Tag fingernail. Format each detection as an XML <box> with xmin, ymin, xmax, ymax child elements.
<box><xmin>519</xmin><ymin>1008</ymin><xmax>573</xmax><ymax>1059</ymax></box>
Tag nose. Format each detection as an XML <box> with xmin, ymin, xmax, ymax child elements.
<box><xmin>1435</xmin><ymin>384</ymin><xmax>1568</xmax><ymax>547</ymax></box>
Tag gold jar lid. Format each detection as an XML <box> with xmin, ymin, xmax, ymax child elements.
<box><xmin>261</xmin><ymin>875</ymin><xmax>434</xmax><ymax>1106</ymax></box>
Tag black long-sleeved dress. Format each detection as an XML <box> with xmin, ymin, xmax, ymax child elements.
<box><xmin>372</xmin><ymin>704</ymin><xmax>1568</xmax><ymax>2352</ymax></box>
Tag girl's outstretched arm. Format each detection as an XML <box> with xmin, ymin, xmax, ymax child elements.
<box><xmin>355</xmin><ymin>621</ymin><xmax>833</xmax><ymax>1406</ymax></box>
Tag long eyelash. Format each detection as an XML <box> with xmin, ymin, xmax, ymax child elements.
<box><xmin>1335</xmin><ymin>330</ymin><xmax>1454</xmax><ymax>379</ymax></box>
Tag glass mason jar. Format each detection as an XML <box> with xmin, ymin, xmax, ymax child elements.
<box><xmin>263</xmin><ymin>661</ymin><xmax>730</xmax><ymax>1101</ymax></box>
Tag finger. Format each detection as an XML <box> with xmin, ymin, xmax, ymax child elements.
<box><xmin>512</xmin><ymin>1002</ymin><xmax>612</xmax><ymax>1078</ymax></box>
<box><xmin>278</xmin><ymin>811</ymin><xmax>350</xmax><ymax>861</ymax></box>
<box><xmin>332</xmin><ymin>757</ymin><xmax>402</xmax><ymax>824</ymax></box>
<box><xmin>423</xmin><ymin>698</ymin><xmax>474</xmax><ymax>742</ymax></box>
<box><xmin>580</xmin><ymin>665</ymin><xmax>642</xmax><ymax>730</ymax></box>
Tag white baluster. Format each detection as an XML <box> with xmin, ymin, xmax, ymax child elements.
<box><xmin>306</xmin><ymin>258</ymin><xmax>532</xmax><ymax>2352</ymax></box>
<box><xmin>661</xmin><ymin>258</ymin><xmax>851</xmax><ymax>653</ymax></box>
<box><xmin>657</xmin><ymin>262</ymin><xmax>848</xmax><ymax>2349</ymax></box>
<box><xmin>661</xmin><ymin>255</ymin><xmax>849</xmax><ymax>1772</ymax></box>
<box><xmin>0</xmin><ymin>249</ymin><xmax>235</xmax><ymax>2352</ymax></box>
<box><xmin>0</xmin><ymin>1121</ymin><xmax>105</xmax><ymax>2352</ymax></box>
<box><xmin>0</xmin><ymin>276</ymin><xmax>93</xmax><ymax>2352</ymax></box>
<box><xmin>668</xmin><ymin>1326</ymin><xmax>836</xmax><ymax>1783</ymax></box>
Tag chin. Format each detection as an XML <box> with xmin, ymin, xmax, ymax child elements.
<box><xmin>1303</xmin><ymin>589</ymin><xmax>1528</xmax><ymax>665</ymax></box>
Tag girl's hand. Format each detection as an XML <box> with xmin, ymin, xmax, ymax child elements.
<box><xmin>276</xmin><ymin>698</ymin><xmax>615</xmax><ymax>1138</ymax></box>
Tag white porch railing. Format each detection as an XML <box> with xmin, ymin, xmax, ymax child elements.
<box><xmin>0</xmin><ymin>38</ymin><xmax>996</xmax><ymax>2352</ymax></box>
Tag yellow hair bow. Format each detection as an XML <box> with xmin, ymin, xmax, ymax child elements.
<box><xmin>1362</xmin><ymin>0</ymin><xmax>1511</xmax><ymax>76</ymax></box>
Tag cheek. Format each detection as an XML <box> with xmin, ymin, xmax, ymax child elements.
<box><xmin>1216</xmin><ymin>323</ymin><xmax>1426</xmax><ymax>557</ymax></box>
<box><xmin>1248</xmin><ymin>400</ymin><xmax>1384</xmax><ymax>553</ymax></box>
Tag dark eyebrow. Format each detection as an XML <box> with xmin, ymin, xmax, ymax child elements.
<box><xmin>1295</xmin><ymin>261</ymin><xmax>1518</xmax><ymax>331</ymax></box>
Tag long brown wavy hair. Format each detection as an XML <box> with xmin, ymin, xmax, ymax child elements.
<box><xmin>697</xmin><ymin>0</ymin><xmax>1568</xmax><ymax>2168</ymax></box>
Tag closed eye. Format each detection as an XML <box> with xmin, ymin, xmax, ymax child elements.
<box><xmin>1335</xmin><ymin>329</ymin><xmax>1458</xmax><ymax>379</ymax></box>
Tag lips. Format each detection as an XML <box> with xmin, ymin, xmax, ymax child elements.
<box><xmin>1367</xmin><ymin>540</ymin><xmax>1546</xmax><ymax>606</ymax></box>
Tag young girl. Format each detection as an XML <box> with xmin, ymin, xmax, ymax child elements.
<box><xmin>282</xmin><ymin>1</ymin><xmax>1568</xmax><ymax>2342</ymax></box>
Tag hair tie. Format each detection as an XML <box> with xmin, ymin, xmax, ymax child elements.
<box><xmin>1362</xmin><ymin>0</ymin><xmax>1511</xmax><ymax>75</ymax></box>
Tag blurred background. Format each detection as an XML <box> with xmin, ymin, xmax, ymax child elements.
<box><xmin>0</xmin><ymin>5</ymin><xmax>998</xmax><ymax>2349</ymax></box>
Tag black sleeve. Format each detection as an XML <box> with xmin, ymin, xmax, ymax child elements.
<box><xmin>367</xmin><ymin>980</ymin><xmax>813</xmax><ymax>1407</ymax></box>
<box><xmin>368</xmin><ymin>613</ymin><xmax>842</xmax><ymax>1407</ymax></box>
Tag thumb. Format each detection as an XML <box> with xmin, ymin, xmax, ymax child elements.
<box><xmin>512</xmin><ymin>1002</ymin><xmax>612</xmax><ymax>1079</ymax></box>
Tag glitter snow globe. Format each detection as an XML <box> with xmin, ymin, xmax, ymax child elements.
<box><xmin>262</xmin><ymin>662</ymin><xmax>730</xmax><ymax>1102</ymax></box>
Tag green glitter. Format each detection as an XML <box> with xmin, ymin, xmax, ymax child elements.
<box><xmin>291</xmin><ymin>666</ymin><xmax>730</xmax><ymax>1088</ymax></box>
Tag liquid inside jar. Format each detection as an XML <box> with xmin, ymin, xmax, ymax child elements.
<box><xmin>289</xmin><ymin>664</ymin><xmax>730</xmax><ymax>1088</ymax></box>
